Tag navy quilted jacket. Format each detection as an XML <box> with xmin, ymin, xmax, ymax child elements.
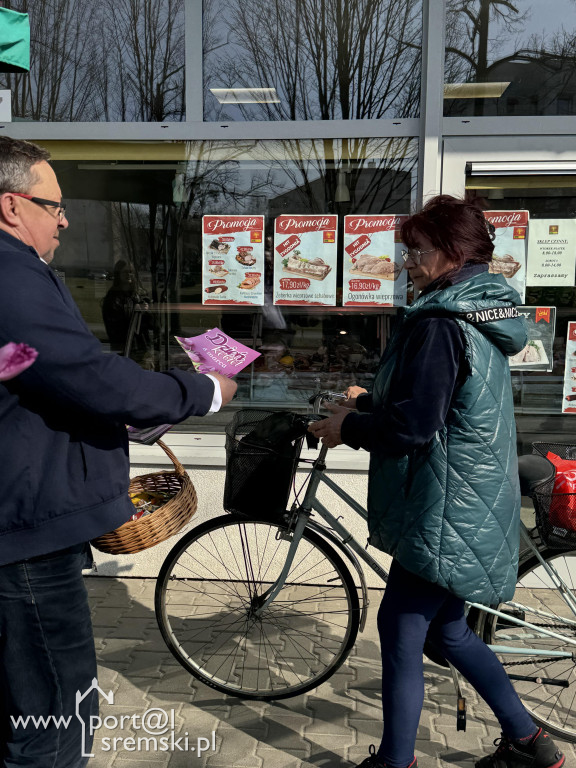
<box><xmin>368</xmin><ymin>270</ymin><xmax>527</xmax><ymax>605</ymax></box>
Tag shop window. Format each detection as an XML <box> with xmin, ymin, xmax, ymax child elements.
<box><xmin>43</xmin><ymin>138</ymin><xmax>417</xmax><ymax>431</ymax></box>
<box><xmin>203</xmin><ymin>0</ymin><xmax>423</xmax><ymax>121</ymax></box>
<box><xmin>0</xmin><ymin>0</ymin><xmax>185</xmax><ymax>121</ymax></box>
<box><xmin>466</xmin><ymin>174</ymin><xmax>576</xmax><ymax>446</ymax></box>
<box><xmin>444</xmin><ymin>0</ymin><xmax>576</xmax><ymax>118</ymax></box>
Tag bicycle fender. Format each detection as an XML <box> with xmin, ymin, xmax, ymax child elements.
<box><xmin>307</xmin><ymin>519</ymin><xmax>370</xmax><ymax>632</ymax></box>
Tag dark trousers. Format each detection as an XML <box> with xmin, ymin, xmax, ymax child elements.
<box><xmin>0</xmin><ymin>544</ymin><xmax>97</xmax><ymax>768</ymax></box>
<box><xmin>377</xmin><ymin>560</ymin><xmax>536</xmax><ymax>768</ymax></box>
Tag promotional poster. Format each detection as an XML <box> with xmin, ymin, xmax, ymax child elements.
<box><xmin>202</xmin><ymin>215</ymin><xmax>265</xmax><ymax>305</ymax></box>
<box><xmin>273</xmin><ymin>215</ymin><xmax>338</xmax><ymax>305</ymax></box>
<box><xmin>509</xmin><ymin>306</ymin><xmax>556</xmax><ymax>373</ymax></box>
<box><xmin>484</xmin><ymin>210</ymin><xmax>529</xmax><ymax>302</ymax></box>
<box><xmin>342</xmin><ymin>215</ymin><xmax>408</xmax><ymax>306</ymax></box>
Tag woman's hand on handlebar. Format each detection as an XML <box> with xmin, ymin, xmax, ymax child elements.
<box><xmin>308</xmin><ymin>402</ymin><xmax>350</xmax><ymax>448</ymax></box>
<box><xmin>341</xmin><ymin>385</ymin><xmax>368</xmax><ymax>410</ymax></box>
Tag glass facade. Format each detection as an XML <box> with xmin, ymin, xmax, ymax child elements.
<box><xmin>0</xmin><ymin>0</ymin><xmax>185</xmax><ymax>121</ymax></box>
<box><xmin>2</xmin><ymin>0</ymin><xmax>575</xmax><ymax>443</ymax></box>
<box><xmin>203</xmin><ymin>0</ymin><xmax>423</xmax><ymax>121</ymax></box>
<box><xmin>444</xmin><ymin>0</ymin><xmax>576</xmax><ymax>117</ymax></box>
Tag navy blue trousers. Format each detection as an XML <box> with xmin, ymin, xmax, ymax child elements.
<box><xmin>0</xmin><ymin>544</ymin><xmax>97</xmax><ymax>768</ymax></box>
<box><xmin>377</xmin><ymin>560</ymin><xmax>536</xmax><ymax>768</ymax></box>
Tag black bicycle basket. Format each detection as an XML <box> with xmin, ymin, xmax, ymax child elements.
<box><xmin>532</xmin><ymin>442</ymin><xmax>576</xmax><ymax>549</ymax></box>
<box><xmin>224</xmin><ymin>409</ymin><xmax>310</xmax><ymax>520</ymax></box>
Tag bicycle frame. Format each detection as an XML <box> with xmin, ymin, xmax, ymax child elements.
<box><xmin>256</xmin><ymin>440</ymin><xmax>576</xmax><ymax>665</ymax></box>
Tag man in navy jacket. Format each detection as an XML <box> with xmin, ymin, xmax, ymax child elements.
<box><xmin>0</xmin><ymin>136</ymin><xmax>236</xmax><ymax>767</ymax></box>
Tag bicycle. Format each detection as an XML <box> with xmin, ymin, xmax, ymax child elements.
<box><xmin>155</xmin><ymin>393</ymin><xmax>576</xmax><ymax>742</ymax></box>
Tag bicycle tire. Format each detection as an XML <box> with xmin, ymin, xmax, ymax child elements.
<box><xmin>155</xmin><ymin>514</ymin><xmax>360</xmax><ymax>700</ymax></box>
<box><xmin>478</xmin><ymin>548</ymin><xmax>576</xmax><ymax>742</ymax></box>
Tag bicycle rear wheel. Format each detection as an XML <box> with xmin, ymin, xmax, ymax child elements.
<box><xmin>479</xmin><ymin>548</ymin><xmax>576</xmax><ymax>742</ymax></box>
<box><xmin>155</xmin><ymin>514</ymin><xmax>360</xmax><ymax>700</ymax></box>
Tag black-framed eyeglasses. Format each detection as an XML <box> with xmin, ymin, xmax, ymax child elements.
<box><xmin>400</xmin><ymin>247</ymin><xmax>437</xmax><ymax>266</ymax></box>
<box><xmin>10</xmin><ymin>192</ymin><xmax>67</xmax><ymax>222</ymax></box>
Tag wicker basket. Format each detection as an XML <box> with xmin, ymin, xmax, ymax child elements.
<box><xmin>91</xmin><ymin>440</ymin><xmax>198</xmax><ymax>555</ymax></box>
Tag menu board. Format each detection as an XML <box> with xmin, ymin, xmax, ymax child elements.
<box><xmin>273</xmin><ymin>215</ymin><xmax>338</xmax><ymax>306</ymax></box>
<box><xmin>526</xmin><ymin>219</ymin><xmax>576</xmax><ymax>287</ymax></box>
<box><xmin>484</xmin><ymin>210</ymin><xmax>529</xmax><ymax>302</ymax></box>
<box><xmin>343</xmin><ymin>215</ymin><xmax>408</xmax><ymax>306</ymax></box>
<box><xmin>202</xmin><ymin>215</ymin><xmax>265</xmax><ymax>305</ymax></box>
<box><xmin>562</xmin><ymin>322</ymin><xmax>576</xmax><ymax>414</ymax></box>
<box><xmin>509</xmin><ymin>306</ymin><xmax>556</xmax><ymax>373</ymax></box>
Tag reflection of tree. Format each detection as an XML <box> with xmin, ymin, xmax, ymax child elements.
<box><xmin>1</xmin><ymin>0</ymin><xmax>100</xmax><ymax>120</ymax></box>
<box><xmin>258</xmin><ymin>138</ymin><xmax>416</xmax><ymax>215</ymax></box>
<box><xmin>204</xmin><ymin>0</ymin><xmax>422</xmax><ymax>121</ymax></box>
<box><xmin>445</xmin><ymin>1</ymin><xmax>527</xmax><ymax>85</ymax></box>
<box><xmin>110</xmin><ymin>143</ymin><xmax>282</xmax><ymax>309</ymax></box>
<box><xmin>204</xmin><ymin>1</ymin><xmax>419</xmax><ymax>207</ymax></box>
<box><xmin>445</xmin><ymin>1</ymin><xmax>576</xmax><ymax>116</ymax></box>
<box><xmin>97</xmin><ymin>0</ymin><xmax>185</xmax><ymax>121</ymax></box>
<box><xmin>0</xmin><ymin>0</ymin><xmax>185</xmax><ymax>121</ymax></box>
<box><xmin>344</xmin><ymin>138</ymin><xmax>416</xmax><ymax>213</ymax></box>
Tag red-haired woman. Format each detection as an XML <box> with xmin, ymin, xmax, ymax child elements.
<box><xmin>309</xmin><ymin>196</ymin><xmax>565</xmax><ymax>768</ymax></box>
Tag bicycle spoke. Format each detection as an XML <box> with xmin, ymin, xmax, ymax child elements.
<box><xmin>156</xmin><ymin>516</ymin><xmax>359</xmax><ymax>699</ymax></box>
<box><xmin>484</xmin><ymin>549</ymin><xmax>576</xmax><ymax>740</ymax></box>
<box><xmin>176</xmin><ymin>542</ymin><xmax>250</xmax><ymax>607</ymax></box>
<box><xmin>265</xmin><ymin>614</ymin><xmax>344</xmax><ymax>661</ymax></box>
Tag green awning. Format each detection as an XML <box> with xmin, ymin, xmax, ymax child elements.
<box><xmin>0</xmin><ymin>8</ymin><xmax>30</xmax><ymax>74</ymax></box>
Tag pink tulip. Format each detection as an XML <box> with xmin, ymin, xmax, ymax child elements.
<box><xmin>0</xmin><ymin>342</ymin><xmax>38</xmax><ymax>381</ymax></box>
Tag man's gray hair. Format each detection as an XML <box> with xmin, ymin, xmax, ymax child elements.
<box><xmin>0</xmin><ymin>136</ymin><xmax>51</xmax><ymax>195</ymax></box>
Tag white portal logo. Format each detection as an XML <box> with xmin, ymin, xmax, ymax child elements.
<box><xmin>75</xmin><ymin>678</ymin><xmax>114</xmax><ymax>758</ymax></box>
<box><xmin>74</xmin><ymin>679</ymin><xmax>215</xmax><ymax>756</ymax></box>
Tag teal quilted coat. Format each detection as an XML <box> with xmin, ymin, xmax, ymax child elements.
<box><xmin>368</xmin><ymin>271</ymin><xmax>528</xmax><ymax>606</ymax></box>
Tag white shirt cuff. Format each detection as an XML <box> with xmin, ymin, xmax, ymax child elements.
<box><xmin>204</xmin><ymin>374</ymin><xmax>223</xmax><ymax>414</ymax></box>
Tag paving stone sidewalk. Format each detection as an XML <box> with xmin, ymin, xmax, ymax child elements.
<box><xmin>86</xmin><ymin>577</ymin><xmax>576</xmax><ymax>768</ymax></box>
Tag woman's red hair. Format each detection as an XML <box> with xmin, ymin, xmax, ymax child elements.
<box><xmin>401</xmin><ymin>195</ymin><xmax>494</xmax><ymax>268</ymax></box>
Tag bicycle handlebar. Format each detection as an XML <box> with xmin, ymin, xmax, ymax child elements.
<box><xmin>308</xmin><ymin>390</ymin><xmax>347</xmax><ymax>415</ymax></box>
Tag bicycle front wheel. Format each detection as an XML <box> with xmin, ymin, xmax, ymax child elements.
<box><xmin>155</xmin><ymin>514</ymin><xmax>360</xmax><ymax>700</ymax></box>
<box><xmin>479</xmin><ymin>548</ymin><xmax>576</xmax><ymax>742</ymax></box>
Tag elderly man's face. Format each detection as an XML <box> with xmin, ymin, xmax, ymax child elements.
<box><xmin>16</xmin><ymin>161</ymin><xmax>68</xmax><ymax>264</ymax></box>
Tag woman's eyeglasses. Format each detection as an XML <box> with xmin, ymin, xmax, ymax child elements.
<box><xmin>400</xmin><ymin>247</ymin><xmax>437</xmax><ymax>265</ymax></box>
<box><xmin>10</xmin><ymin>192</ymin><xmax>67</xmax><ymax>222</ymax></box>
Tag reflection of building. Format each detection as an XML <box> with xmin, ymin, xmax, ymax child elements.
<box><xmin>446</xmin><ymin>55</ymin><xmax>576</xmax><ymax>117</ymax></box>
